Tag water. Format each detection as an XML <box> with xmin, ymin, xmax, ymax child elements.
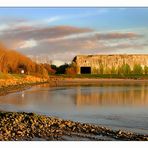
<box><xmin>0</xmin><ymin>82</ymin><xmax>148</xmax><ymax>134</ymax></box>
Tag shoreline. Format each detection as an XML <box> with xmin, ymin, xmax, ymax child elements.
<box><xmin>0</xmin><ymin>111</ymin><xmax>147</xmax><ymax>141</ymax></box>
<box><xmin>2</xmin><ymin>77</ymin><xmax>148</xmax><ymax>96</ymax></box>
<box><xmin>0</xmin><ymin>81</ymin><xmax>50</xmax><ymax>96</ymax></box>
<box><xmin>1</xmin><ymin>77</ymin><xmax>148</xmax><ymax>97</ymax></box>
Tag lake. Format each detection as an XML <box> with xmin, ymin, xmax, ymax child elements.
<box><xmin>0</xmin><ymin>81</ymin><xmax>148</xmax><ymax>134</ymax></box>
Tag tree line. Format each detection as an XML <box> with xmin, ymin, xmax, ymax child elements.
<box><xmin>97</xmin><ymin>63</ymin><xmax>148</xmax><ymax>75</ymax></box>
<box><xmin>52</xmin><ymin>62</ymin><xmax>148</xmax><ymax>75</ymax></box>
<box><xmin>0</xmin><ymin>43</ymin><xmax>55</xmax><ymax>78</ymax></box>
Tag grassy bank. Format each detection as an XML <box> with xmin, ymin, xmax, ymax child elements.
<box><xmin>0</xmin><ymin>73</ymin><xmax>49</xmax><ymax>96</ymax></box>
<box><xmin>0</xmin><ymin>73</ymin><xmax>48</xmax><ymax>87</ymax></box>
<box><xmin>0</xmin><ymin>111</ymin><xmax>147</xmax><ymax>141</ymax></box>
<box><xmin>55</xmin><ymin>74</ymin><xmax>148</xmax><ymax>79</ymax></box>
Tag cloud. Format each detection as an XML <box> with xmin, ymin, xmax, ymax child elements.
<box><xmin>19</xmin><ymin>39</ymin><xmax>37</xmax><ymax>49</ymax></box>
<box><xmin>0</xmin><ymin>16</ymin><xmax>62</xmax><ymax>32</ymax></box>
<box><xmin>42</xmin><ymin>31</ymin><xmax>142</xmax><ymax>43</ymax></box>
<box><xmin>2</xmin><ymin>25</ymin><xmax>92</xmax><ymax>40</ymax></box>
<box><xmin>0</xmin><ymin>9</ymin><xmax>106</xmax><ymax>32</ymax></box>
<box><xmin>95</xmin><ymin>32</ymin><xmax>142</xmax><ymax>40</ymax></box>
<box><xmin>0</xmin><ymin>16</ymin><xmax>147</xmax><ymax>63</ymax></box>
<box><xmin>45</xmin><ymin>16</ymin><xmax>61</xmax><ymax>23</ymax></box>
<box><xmin>0</xmin><ymin>24</ymin><xmax>9</xmax><ymax>31</ymax></box>
<box><xmin>0</xmin><ymin>25</ymin><xmax>92</xmax><ymax>49</ymax></box>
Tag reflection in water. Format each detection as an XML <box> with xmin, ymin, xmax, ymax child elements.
<box><xmin>76</xmin><ymin>85</ymin><xmax>148</xmax><ymax>107</ymax></box>
<box><xmin>0</xmin><ymin>83</ymin><xmax>148</xmax><ymax>108</ymax></box>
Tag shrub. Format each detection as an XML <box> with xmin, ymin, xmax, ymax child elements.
<box><xmin>133</xmin><ymin>64</ymin><xmax>143</xmax><ymax>75</ymax></box>
<box><xmin>65</xmin><ymin>63</ymin><xmax>77</xmax><ymax>75</ymax></box>
<box><xmin>144</xmin><ymin>66</ymin><xmax>148</xmax><ymax>74</ymax></box>
<box><xmin>118</xmin><ymin>63</ymin><xmax>131</xmax><ymax>75</ymax></box>
<box><xmin>56</xmin><ymin>63</ymin><xmax>69</xmax><ymax>74</ymax></box>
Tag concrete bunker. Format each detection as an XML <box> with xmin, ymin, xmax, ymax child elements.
<box><xmin>73</xmin><ymin>55</ymin><xmax>148</xmax><ymax>74</ymax></box>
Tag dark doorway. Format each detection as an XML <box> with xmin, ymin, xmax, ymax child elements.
<box><xmin>80</xmin><ymin>67</ymin><xmax>91</xmax><ymax>74</ymax></box>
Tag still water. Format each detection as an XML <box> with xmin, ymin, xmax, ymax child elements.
<box><xmin>0</xmin><ymin>82</ymin><xmax>148</xmax><ymax>134</ymax></box>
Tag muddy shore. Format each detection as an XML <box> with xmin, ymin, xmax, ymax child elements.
<box><xmin>0</xmin><ymin>111</ymin><xmax>147</xmax><ymax>141</ymax></box>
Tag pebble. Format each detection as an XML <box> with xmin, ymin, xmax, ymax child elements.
<box><xmin>0</xmin><ymin>111</ymin><xmax>147</xmax><ymax>141</ymax></box>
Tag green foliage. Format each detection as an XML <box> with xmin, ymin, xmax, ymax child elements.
<box><xmin>111</xmin><ymin>66</ymin><xmax>116</xmax><ymax>74</ymax></box>
<box><xmin>56</xmin><ymin>63</ymin><xmax>69</xmax><ymax>74</ymax></box>
<box><xmin>133</xmin><ymin>64</ymin><xmax>143</xmax><ymax>75</ymax></box>
<box><xmin>51</xmin><ymin>65</ymin><xmax>58</xmax><ymax>71</ymax></box>
<box><xmin>99</xmin><ymin>63</ymin><xmax>104</xmax><ymax>74</ymax></box>
<box><xmin>118</xmin><ymin>63</ymin><xmax>131</xmax><ymax>75</ymax></box>
<box><xmin>144</xmin><ymin>66</ymin><xmax>148</xmax><ymax>74</ymax></box>
<box><xmin>56</xmin><ymin>73</ymin><xmax>148</xmax><ymax>79</ymax></box>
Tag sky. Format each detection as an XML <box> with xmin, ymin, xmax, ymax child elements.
<box><xmin>0</xmin><ymin>8</ymin><xmax>148</xmax><ymax>64</ymax></box>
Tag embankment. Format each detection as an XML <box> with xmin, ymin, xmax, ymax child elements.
<box><xmin>0</xmin><ymin>75</ymin><xmax>49</xmax><ymax>96</ymax></box>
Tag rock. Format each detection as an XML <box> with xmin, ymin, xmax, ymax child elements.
<box><xmin>118</xmin><ymin>130</ymin><xmax>122</xmax><ymax>135</ymax></box>
<box><xmin>0</xmin><ymin>111</ymin><xmax>148</xmax><ymax>141</ymax></box>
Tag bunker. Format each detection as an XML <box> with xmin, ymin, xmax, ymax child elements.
<box><xmin>72</xmin><ymin>54</ymin><xmax>148</xmax><ymax>74</ymax></box>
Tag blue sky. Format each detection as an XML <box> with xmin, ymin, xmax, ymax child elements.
<box><xmin>0</xmin><ymin>8</ymin><xmax>148</xmax><ymax>29</ymax></box>
<box><xmin>0</xmin><ymin>8</ymin><xmax>148</xmax><ymax>63</ymax></box>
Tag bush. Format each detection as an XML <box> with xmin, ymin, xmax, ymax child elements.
<box><xmin>144</xmin><ymin>66</ymin><xmax>148</xmax><ymax>74</ymax></box>
<box><xmin>56</xmin><ymin>63</ymin><xmax>69</xmax><ymax>74</ymax></box>
<box><xmin>41</xmin><ymin>63</ymin><xmax>56</xmax><ymax>74</ymax></box>
<box><xmin>133</xmin><ymin>64</ymin><xmax>143</xmax><ymax>75</ymax></box>
<box><xmin>65</xmin><ymin>63</ymin><xmax>77</xmax><ymax>75</ymax></box>
<box><xmin>118</xmin><ymin>63</ymin><xmax>131</xmax><ymax>75</ymax></box>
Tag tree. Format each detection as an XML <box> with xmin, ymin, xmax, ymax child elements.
<box><xmin>0</xmin><ymin>42</ymin><xmax>49</xmax><ymax>78</ymax></box>
<box><xmin>133</xmin><ymin>64</ymin><xmax>143</xmax><ymax>75</ymax></box>
<box><xmin>118</xmin><ymin>63</ymin><xmax>131</xmax><ymax>75</ymax></box>
<box><xmin>56</xmin><ymin>63</ymin><xmax>69</xmax><ymax>74</ymax></box>
<box><xmin>51</xmin><ymin>65</ymin><xmax>58</xmax><ymax>71</ymax></box>
<box><xmin>65</xmin><ymin>63</ymin><xmax>77</xmax><ymax>75</ymax></box>
<box><xmin>41</xmin><ymin>63</ymin><xmax>56</xmax><ymax>74</ymax></box>
<box><xmin>99</xmin><ymin>63</ymin><xmax>104</xmax><ymax>74</ymax></box>
<box><xmin>144</xmin><ymin>66</ymin><xmax>148</xmax><ymax>74</ymax></box>
<box><xmin>111</xmin><ymin>66</ymin><xmax>116</xmax><ymax>74</ymax></box>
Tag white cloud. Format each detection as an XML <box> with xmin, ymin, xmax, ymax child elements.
<box><xmin>45</xmin><ymin>16</ymin><xmax>61</xmax><ymax>23</ymax></box>
<box><xmin>0</xmin><ymin>16</ymin><xmax>62</xmax><ymax>32</ymax></box>
<box><xmin>0</xmin><ymin>24</ymin><xmax>9</xmax><ymax>31</ymax></box>
<box><xmin>19</xmin><ymin>39</ymin><xmax>37</xmax><ymax>49</ymax></box>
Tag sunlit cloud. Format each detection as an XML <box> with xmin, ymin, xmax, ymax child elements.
<box><xmin>19</xmin><ymin>39</ymin><xmax>38</xmax><ymax>49</ymax></box>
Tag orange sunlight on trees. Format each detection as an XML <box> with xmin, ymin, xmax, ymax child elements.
<box><xmin>0</xmin><ymin>42</ymin><xmax>49</xmax><ymax>78</ymax></box>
